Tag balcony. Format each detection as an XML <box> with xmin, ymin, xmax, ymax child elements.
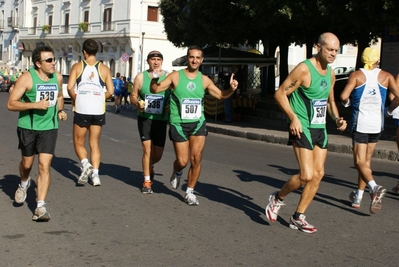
<box><xmin>60</xmin><ymin>25</ymin><xmax>70</xmax><ymax>34</ymax></box>
<box><xmin>28</xmin><ymin>27</ymin><xmax>36</xmax><ymax>35</ymax></box>
<box><xmin>102</xmin><ymin>21</ymin><xmax>114</xmax><ymax>31</ymax></box>
<box><xmin>7</xmin><ymin>16</ymin><xmax>18</xmax><ymax>30</ymax></box>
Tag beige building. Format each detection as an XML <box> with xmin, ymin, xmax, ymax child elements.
<box><xmin>0</xmin><ymin>0</ymin><xmax>185</xmax><ymax>77</ymax></box>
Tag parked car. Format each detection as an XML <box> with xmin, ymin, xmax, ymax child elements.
<box><xmin>62</xmin><ymin>74</ymin><xmax>71</xmax><ymax>100</ymax></box>
<box><xmin>0</xmin><ymin>76</ymin><xmax>11</xmax><ymax>92</ymax></box>
<box><xmin>334</xmin><ymin>67</ymin><xmax>354</xmax><ymax>101</ymax></box>
<box><xmin>106</xmin><ymin>77</ymin><xmax>115</xmax><ymax>102</ymax></box>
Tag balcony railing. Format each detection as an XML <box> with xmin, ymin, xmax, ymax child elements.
<box><xmin>28</xmin><ymin>27</ymin><xmax>37</xmax><ymax>35</ymax></box>
<box><xmin>7</xmin><ymin>16</ymin><xmax>18</xmax><ymax>29</ymax></box>
<box><xmin>59</xmin><ymin>25</ymin><xmax>70</xmax><ymax>34</ymax></box>
<box><xmin>102</xmin><ymin>21</ymin><xmax>114</xmax><ymax>31</ymax></box>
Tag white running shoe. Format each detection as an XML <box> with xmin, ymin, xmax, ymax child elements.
<box><xmin>15</xmin><ymin>178</ymin><xmax>31</xmax><ymax>204</ymax></box>
<box><xmin>289</xmin><ymin>214</ymin><xmax>317</xmax><ymax>233</ymax></box>
<box><xmin>78</xmin><ymin>163</ymin><xmax>93</xmax><ymax>185</ymax></box>
<box><xmin>170</xmin><ymin>171</ymin><xmax>181</xmax><ymax>189</ymax></box>
<box><xmin>91</xmin><ymin>172</ymin><xmax>101</xmax><ymax>186</ymax></box>
<box><xmin>32</xmin><ymin>205</ymin><xmax>51</xmax><ymax>222</ymax></box>
<box><xmin>265</xmin><ymin>191</ymin><xmax>285</xmax><ymax>223</ymax></box>
<box><xmin>185</xmin><ymin>192</ymin><xmax>199</xmax><ymax>206</ymax></box>
<box><xmin>370</xmin><ymin>185</ymin><xmax>386</xmax><ymax>214</ymax></box>
<box><xmin>349</xmin><ymin>190</ymin><xmax>362</xmax><ymax>208</ymax></box>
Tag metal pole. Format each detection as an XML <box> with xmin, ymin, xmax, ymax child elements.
<box><xmin>141</xmin><ymin>32</ymin><xmax>145</xmax><ymax>72</ymax></box>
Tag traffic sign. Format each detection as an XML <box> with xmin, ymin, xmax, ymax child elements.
<box><xmin>121</xmin><ymin>53</ymin><xmax>129</xmax><ymax>62</ymax></box>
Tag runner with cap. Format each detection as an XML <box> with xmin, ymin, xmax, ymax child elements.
<box><xmin>340</xmin><ymin>47</ymin><xmax>399</xmax><ymax>213</ymax></box>
<box><xmin>130</xmin><ymin>51</ymin><xmax>170</xmax><ymax>194</ymax></box>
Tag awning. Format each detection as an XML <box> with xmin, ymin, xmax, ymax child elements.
<box><xmin>172</xmin><ymin>46</ymin><xmax>276</xmax><ymax>67</ymax></box>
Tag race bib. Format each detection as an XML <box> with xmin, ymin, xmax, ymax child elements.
<box><xmin>35</xmin><ymin>84</ymin><xmax>58</xmax><ymax>107</ymax></box>
<box><xmin>144</xmin><ymin>94</ymin><xmax>164</xmax><ymax>114</ymax></box>
<box><xmin>181</xmin><ymin>98</ymin><xmax>201</xmax><ymax>119</ymax></box>
<box><xmin>311</xmin><ymin>99</ymin><xmax>327</xmax><ymax>124</ymax></box>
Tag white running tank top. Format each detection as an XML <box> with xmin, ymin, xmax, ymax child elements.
<box><xmin>352</xmin><ymin>68</ymin><xmax>385</xmax><ymax>133</ymax></box>
<box><xmin>75</xmin><ymin>61</ymin><xmax>106</xmax><ymax>115</ymax></box>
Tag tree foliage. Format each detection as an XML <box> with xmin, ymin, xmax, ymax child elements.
<box><xmin>160</xmin><ymin>0</ymin><xmax>399</xmax><ymax>87</ymax></box>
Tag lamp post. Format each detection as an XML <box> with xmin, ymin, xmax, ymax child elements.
<box><xmin>138</xmin><ymin>0</ymin><xmax>147</xmax><ymax>73</ymax></box>
<box><xmin>140</xmin><ymin>32</ymin><xmax>145</xmax><ymax>72</ymax></box>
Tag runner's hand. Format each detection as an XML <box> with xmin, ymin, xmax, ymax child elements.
<box><xmin>289</xmin><ymin>116</ymin><xmax>302</xmax><ymax>139</ymax></box>
<box><xmin>37</xmin><ymin>96</ymin><xmax>50</xmax><ymax>110</ymax></box>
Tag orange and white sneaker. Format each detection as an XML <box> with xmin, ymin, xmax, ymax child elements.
<box><xmin>141</xmin><ymin>180</ymin><xmax>153</xmax><ymax>194</ymax></box>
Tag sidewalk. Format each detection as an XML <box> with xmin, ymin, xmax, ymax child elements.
<box><xmin>206</xmin><ymin>119</ymin><xmax>399</xmax><ymax>162</ymax></box>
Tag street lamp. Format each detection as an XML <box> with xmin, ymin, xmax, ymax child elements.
<box><xmin>140</xmin><ymin>32</ymin><xmax>145</xmax><ymax>72</ymax></box>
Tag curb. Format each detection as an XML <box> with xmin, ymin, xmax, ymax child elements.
<box><xmin>207</xmin><ymin>125</ymin><xmax>399</xmax><ymax>162</ymax></box>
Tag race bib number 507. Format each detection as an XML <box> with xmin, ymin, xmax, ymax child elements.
<box><xmin>181</xmin><ymin>98</ymin><xmax>201</xmax><ymax>119</ymax></box>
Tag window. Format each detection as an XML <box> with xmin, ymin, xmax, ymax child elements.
<box><xmin>147</xmin><ymin>6</ymin><xmax>158</xmax><ymax>22</ymax></box>
<box><xmin>84</xmin><ymin>10</ymin><xmax>89</xmax><ymax>23</ymax></box>
<box><xmin>61</xmin><ymin>12</ymin><xmax>69</xmax><ymax>33</ymax></box>
<box><xmin>103</xmin><ymin>7</ymin><xmax>112</xmax><ymax>31</ymax></box>
<box><xmin>32</xmin><ymin>16</ymin><xmax>37</xmax><ymax>35</ymax></box>
<box><xmin>48</xmin><ymin>15</ymin><xmax>53</xmax><ymax>34</ymax></box>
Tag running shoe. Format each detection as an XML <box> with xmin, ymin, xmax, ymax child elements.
<box><xmin>90</xmin><ymin>172</ymin><xmax>101</xmax><ymax>187</ymax></box>
<box><xmin>185</xmin><ymin>191</ymin><xmax>199</xmax><ymax>206</ymax></box>
<box><xmin>141</xmin><ymin>180</ymin><xmax>153</xmax><ymax>194</ymax></box>
<box><xmin>370</xmin><ymin>185</ymin><xmax>386</xmax><ymax>214</ymax></box>
<box><xmin>348</xmin><ymin>190</ymin><xmax>362</xmax><ymax>208</ymax></box>
<box><xmin>32</xmin><ymin>206</ymin><xmax>51</xmax><ymax>222</ymax></box>
<box><xmin>265</xmin><ymin>191</ymin><xmax>285</xmax><ymax>223</ymax></box>
<box><xmin>392</xmin><ymin>181</ymin><xmax>399</xmax><ymax>194</ymax></box>
<box><xmin>15</xmin><ymin>178</ymin><xmax>31</xmax><ymax>204</ymax></box>
<box><xmin>289</xmin><ymin>214</ymin><xmax>317</xmax><ymax>233</ymax></box>
<box><xmin>78</xmin><ymin>163</ymin><xmax>93</xmax><ymax>185</ymax></box>
<box><xmin>170</xmin><ymin>170</ymin><xmax>181</xmax><ymax>189</ymax></box>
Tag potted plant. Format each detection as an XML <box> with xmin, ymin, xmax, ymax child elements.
<box><xmin>78</xmin><ymin>22</ymin><xmax>89</xmax><ymax>32</ymax></box>
<box><xmin>42</xmin><ymin>24</ymin><xmax>50</xmax><ymax>33</ymax></box>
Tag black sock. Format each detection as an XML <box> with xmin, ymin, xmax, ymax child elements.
<box><xmin>275</xmin><ymin>192</ymin><xmax>283</xmax><ymax>202</ymax></box>
<box><xmin>293</xmin><ymin>212</ymin><xmax>302</xmax><ymax>219</ymax></box>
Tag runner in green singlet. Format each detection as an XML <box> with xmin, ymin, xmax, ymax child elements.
<box><xmin>265</xmin><ymin>32</ymin><xmax>347</xmax><ymax>233</ymax></box>
<box><xmin>150</xmin><ymin>46</ymin><xmax>238</xmax><ymax>205</ymax></box>
<box><xmin>7</xmin><ymin>45</ymin><xmax>66</xmax><ymax>221</ymax></box>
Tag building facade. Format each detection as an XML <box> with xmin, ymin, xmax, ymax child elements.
<box><xmin>0</xmin><ymin>0</ymin><xmax>185</xmax><ymax>78</ymax></box>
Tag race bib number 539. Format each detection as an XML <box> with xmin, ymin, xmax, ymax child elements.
<box><xmin>181</xmin><ymin>98</ymin><xmax>201</xmax><ymax>119</ymax></box>
<box><xmin>35</xmin><ymin>84</ymin><xmax>59</xmax><ymax>107</ymax></box>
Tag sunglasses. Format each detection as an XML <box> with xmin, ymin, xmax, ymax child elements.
<box><xmin>41</xmin><ymin>57</ymin><xmax>56</xmax><ymax>63</ymax></box>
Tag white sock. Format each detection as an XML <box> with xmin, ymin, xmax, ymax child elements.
<box><xmin>356</xmin><ymin>189</ymin><xmax>364</xmax><ymax>199</ymax></box>
<box><xmin>92</xmin><ymin>169</ymin><xmax>99</xmax><ymax>176</ymax></box>
<box><xmin>21</xmin><ymin>177</ymin><xmax>31</xmax><ymax>188</ymax></box>
<box><xmin>144</xmin><ymin>175</ymin><xmax>151</xmax><ymax>181</ymax></box>
<box><xmin>81</xmin><ymin>158</ymin><xmax>89</xmax><ymax>167</ymax></box>
<box><xmin>368</xmin><ymin>180</ymin><xmax>377</xmax><ymax>191</ymax></box>
<box><xmin>37</xmin><ymin>200</ymin><xmax>45</xmax><ymax>208</ymax></box>
<box><xmin>186</xmin><ymin>187</ymin><xmax>194</xmax><ymax>194</ymax></box>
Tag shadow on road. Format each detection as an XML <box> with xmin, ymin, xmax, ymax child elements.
<box><xmin>0</xmin><ymin>174</ymin><xmax>38</xmax><ymax>213</ymax></box>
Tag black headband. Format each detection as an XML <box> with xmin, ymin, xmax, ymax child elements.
<box><xmin>147</xmin><ymin>53</ymin><xmax>163</xmax><ymax>60</ymax></box>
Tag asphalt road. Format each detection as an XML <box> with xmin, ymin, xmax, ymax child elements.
<box><xmin>0</xmin><ymin>94</ymin><xmax>398</xmax><ymax>267</ymax></box>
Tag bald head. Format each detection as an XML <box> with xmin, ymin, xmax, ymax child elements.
<box><xmin>317</xmin><ymin>32</ymin><xmax>340</xmax><ymax>47</ymax></box>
